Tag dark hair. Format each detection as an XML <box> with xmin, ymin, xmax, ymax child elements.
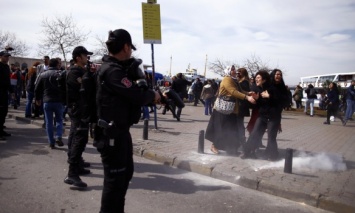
<box><xmin>308</xmin><ymin>84</ymin><xmax>314</xmax><ymax>88</ymax></box>
<box><xmin>329</xmin><ymin>82</ymin><xmax>339</xmax><ymax>94</ymax></box>
<box><xmin>176</xmin><ymin>73</ymin><xmax>183</xmax><ymax>79</ymax></box>
<box><xmin>44</xmin><ymin>56</ymin><xmax>50</xmax><ymax>59</ymax></box>
<box><xmin>270</xmin><ymin>69</ymin><xmax>285</xmax><ymax>86</ymax></box>
<box><xmin>255</xmin><ymin>70</ymin><xmax>270</xmax><ymax>88</ymax></box>
<box><xmin>237</xmin><ymin>68</ymin><xmax>249</xmax><ymax>81</ymax></box>
<box><xmin>49</xmin><ymin>58</ymin><xmax>59</xmax><ymax>68</ymax></box>
<box><xmin>106</xmin><ymin>38</ymin><xmax>123</xmax><ymax>55</ymax></box>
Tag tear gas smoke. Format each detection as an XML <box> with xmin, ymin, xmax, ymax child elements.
<box><xmin>255</xmin><ymin>152</ymin><xmax>347</xmax><ymax>172</ymax></box>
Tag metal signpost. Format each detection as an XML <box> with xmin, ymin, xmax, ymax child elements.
<box><xmin>142</xmin><ymin>0</ymin><xmax>162</xmax><ymax>129</ymax></box>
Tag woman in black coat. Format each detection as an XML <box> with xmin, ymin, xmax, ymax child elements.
<box><xmin>236</xmin><ymin>68</ymin><xmax>251</xmax><ymax>145</ymax></box>
<box><xmin>323</xmin><ymin>82</ymin><xmax>345</xmax><ymax>125</ymax></box>
<box><xmin>241</xmin><ymin>69</ymin><xmax>288</xmax><ymax>161</ymax></box>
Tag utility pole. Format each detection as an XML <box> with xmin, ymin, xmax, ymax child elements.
<box><xmin>204</xmin><ymin>54</ymin><xmax>208</xmax><ymax>77</ymax></box>
<box><xmin>169</xmin><ymin>55</ymin><xmax>172</xmax><ymax>76</ymax></box>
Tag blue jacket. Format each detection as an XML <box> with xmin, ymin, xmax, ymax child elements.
<box><xmin>346</xmin><ymin>85</ymin><xmax>355</xmax><ymax>101</ymax></box>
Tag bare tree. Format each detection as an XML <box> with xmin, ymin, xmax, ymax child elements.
<box><xmin>0</xmin><ymin>30</ymin><xmax>29</xmax><ymax>56</ymax></box>
<box><xmin>243</xmin><ymin>54</ymin><xmax>271</xmax><ymax>76</ymax></box>
<box><xmin>38</xmin><ymin>14</ymin><xmax>90</xmax><ymax>66</ymax></box>
<box><xmin>209</xmin><ymin>54</ymin><xmax>275</xmax><ymax>78</ymax></box>
<box><xmin>93</xmin><ymin>35</ymin><xmax>108</xmax><ymax>60</ymax></box>
<box><xmin>209</xmin><ymin>58</ymin><xmax>240</xmax><ymax>77</ymax></box>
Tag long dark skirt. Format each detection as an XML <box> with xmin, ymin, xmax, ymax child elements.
<box><xmin>205</xmin><ymin>109</ymin><xmax>241</xmax><ymax>154</ymax></box>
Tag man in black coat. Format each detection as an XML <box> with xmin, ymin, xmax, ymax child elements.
<box><xmin>171</xmin><ymin>73</ymin><xmax>191</xmax><ymax>120</ymax></box>
<box><xmin>193</xmin><ymin>78</ymin><xmax>205</xmax><ymax>106</ymax></box>
<box><xmin>0</xmin><ymin>51</ymin><xmax>14</xmax><ymax>140</ymax></box>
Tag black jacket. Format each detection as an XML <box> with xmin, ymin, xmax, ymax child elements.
<box><xmin>238</xmin><ymin>79</ymin><xmax>251</xmax><ymax>117</ymax></box>
<box><xmin>34</xmin><ymin>68</ymin><xmax>66</xmax><ymax>103</ymax></box>
<box><xmin>0</xmin><ymin>62</ymin><xmax>12</xmax><ymax>93</ymax></box>
<box><xmin>97</xmin><ymin>55</ymin><xmax>155</xmax><ymax>130</ymax></box>
<box><xmin>66</xmin><ymin>66</ymin><xmax>86</xmax><ymax>106</ymax></box>
<box><xmin>171</xmin><ymin>78</ymin><xmax>191</xmax><ymax>99</ymax></box>
<box><xmin>258</xmin><ymin>83</ymin><xmax>288</xmax><ymax>118</ymax></box>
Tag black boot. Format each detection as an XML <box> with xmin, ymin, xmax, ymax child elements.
<box><xmin>64</xmin><ymin>164</ymin><xmax>87</xmax><ymax>188</ymax></box>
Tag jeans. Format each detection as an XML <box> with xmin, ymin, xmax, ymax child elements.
<box><xmin>304</xmin><ymin>99</ymin><xmax>314</xmax><ymax>115</ymax></box>
<box><xmin>142</xmin><ymin>106</ymin><xmax>149</xmax><ymax>119</ymax></box>
<box><xmin>188</xmin><ymin>94</ymin><xmax>194</xmax><ymax>102</ymax></box>
<box><xmin>25</xmin><ymin>91</ymin><xmax>34</xmax><ymax>117</ymax></box>
<box><xmin>43</xmin><ymin>102</ymin><xmax>63</xmax><ymax>145</ymax></box>
<box><xmin>204</xmin><ymin>98</ymin><xmax>213</xmax><ymax>115</ymax></box>
<box><xmin>345</xmin><ymin>99</ymin><xmax>355</xmax><ymax>120</ymax></box>
<box><xmin>296</xmin><ymin>100</ymin><xmax>302</xmax><ymax>109</ymax></box>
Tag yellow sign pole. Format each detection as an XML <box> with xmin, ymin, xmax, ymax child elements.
<box><xmin>142</xmin><ymin>3</ymin><xmax>162</xmax><ymax>44</ymax></box>
<box><xmin>142</xmin><ymin>0</ymin><xmax>162</xmax><ymax>129</ymax></box>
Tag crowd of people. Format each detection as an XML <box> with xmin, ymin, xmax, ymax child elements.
<box><xmin>1</xmin><ymin>27</ymin><xmax>354</xmax><ymax>212</ymax></box>
<box><xmin>0</xmin><ymin>28</ymin><xmax>161</xmax><ymax>213</ymax></box>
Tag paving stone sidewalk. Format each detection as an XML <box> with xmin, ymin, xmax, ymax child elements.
<box><xmin>7</xmin><ymin>102</ymin><xmax>355</xmax><ymax>213</ymax></box>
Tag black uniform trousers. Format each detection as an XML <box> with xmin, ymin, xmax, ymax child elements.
<box><xmin>67</xmin><ymin>111</ymin><xmax>89</xmax><ymax>175</ymax></box>
<box><xmin>0</xmin><ymin>91</ymin><xmax>9</xmax><ymax>132</ymax></box>
<box><xmin>99</xmin><ymin>130</ymin><xmax>134</xmax><ymax>213</ymax></box>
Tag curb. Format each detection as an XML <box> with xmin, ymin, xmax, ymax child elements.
<box><xmin>9</xmin><ymin>113</ymin><xmax>355</xmax><ymax>213</ymax></box>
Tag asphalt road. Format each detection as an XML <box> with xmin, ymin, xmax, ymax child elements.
<box><xmin>0</xmin><ymin>118</ymin><xmax>331</xmax><ymax>213</ymax></box>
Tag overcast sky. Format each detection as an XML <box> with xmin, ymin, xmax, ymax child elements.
<box><xmin>1</xmin><ymin>0</ymin><xmax>355</xmax><ymax>84</ymax></box>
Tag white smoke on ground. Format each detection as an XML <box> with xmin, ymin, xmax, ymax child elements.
<box><xmin>255</xmin><ymin>152</ymin><xmax>347</xmax><ymax>172</ymax></box>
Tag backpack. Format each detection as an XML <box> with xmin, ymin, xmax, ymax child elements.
<box><xmin>49</xmin><ymin>70</ymin><xmax>67</xmax><ymax>102</ymax></box>
<box><xmin>309</xmin><ymin>88</ymin><xmax>317</xmax><ymax>98</ymax></box>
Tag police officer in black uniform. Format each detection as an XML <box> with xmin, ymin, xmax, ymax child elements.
<box><xmin>0</xmin><ymin>51</ymin><xmax>14</xmax><ymax>140</ymax></box>
<box><xmin>64</xmin><ymin>46</ymin><xmax>93</xmax><ymax>188</ymax></box>
<box><xmin>96</xmin><ymin>29</ymin><xmax>160</xmax><ymax>213</ymax></box>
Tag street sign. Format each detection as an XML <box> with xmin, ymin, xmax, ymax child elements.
<box><xmin>142</xmin><ymin>3</ymin><xmax>162</xmax><ymax>44</ymax></box>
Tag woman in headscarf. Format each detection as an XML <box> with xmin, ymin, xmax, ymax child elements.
<box><xmin>205</xmin><ymin>65</ymin><xmax>256</xmax><ymax>155</ymax></box>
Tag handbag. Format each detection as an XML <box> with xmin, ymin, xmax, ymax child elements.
<box><xmin>214</xmin><ymin>95</ymin><xmax>236</xmax><ymax>114</ymax></box>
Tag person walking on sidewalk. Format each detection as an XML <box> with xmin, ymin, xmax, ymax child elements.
<box><xmin>304</xmin><ymin>84</ymin><xmax>317</xmax><ymax>117</ymax></box>
<box><xmin>200</xmin><ymin>79</ymin><xmax>215</xmax><ymax>116</ymax></box>
<box><xmin>35</xmin><ymin>56</ymin><xmax>50</xmax><ymax>127</ymax></box>
<box><xmin>64</xmin><ymin>46</ymin><xmax>94</xmax><ymax>188</ymax></box>
<box><xmin>293</xmin><ymin>85</ymin><xmax>303</xmax><ymax>109</ymax></box>
<box><xmin>171</xmin><ymin>72</ymin><xmax>191</xmax><ymax>120</ymax></box>
<box><xmin>34</xmin><ymin>58</ymin><xmax>66</xmax><ymax>148</ymax></box>
<box><xmin>343</xmin><ymin>80</ymin><xmax>355</xmax><ymax>125</ymax></box>
<box><xmin>323</xmin><ymin>82</ymin><xmax>345</xmax><ymax>125</ymax></box>
<box><xmin>193</xmin><ymin>78</ymin><xmax>205</xmax><ymax>106</ymax></box>
<box><xmin>0</xmin><ymin>51</ymin><xmax>14</xmax><ymax>140</ymax></box>
<box><xmin>95</xmin><ymin>28</ymin><xmax>160</xmax><ymax>213</ymax></box>
<box><xmin>25</xmin><ymin>61</ymin><xmax>41</xmax><ymax>118</ymax></box>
